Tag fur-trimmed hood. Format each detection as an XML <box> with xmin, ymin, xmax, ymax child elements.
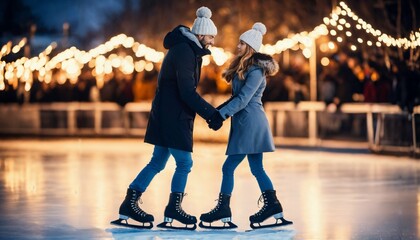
<box><xmin>252</xmin><ymin>53</ymin><xmax>279</xmax><ymax>76</ymax></box>
<box><xmin>163</xmin><ymin>25</ymin><xmax>210</xmax><ymax>57</ymax></box>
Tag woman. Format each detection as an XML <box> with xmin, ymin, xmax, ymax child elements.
<box><xmin>199</xmin><ymin>23</ymin><xmax>293</xmax><ymax>229</ymax></box>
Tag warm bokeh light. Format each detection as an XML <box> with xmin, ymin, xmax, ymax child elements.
<box><xmin>302</xmin><ymin>48</ymin><xmax>312</xmax><ymax>59</ymax></box>
<box><xmin>323</xmin><ymin>1</ymin><xmax>420</xmax><ymax>50</ymax></box>
<box><xmin>0</xmin><ymin>1</ymin><xmax>418</xmax><ymax>92</ymax></box>
<box><xmin>320</xmin><ymin>57</ymin><xmax>330</xmax><ymax>66</ymax></box>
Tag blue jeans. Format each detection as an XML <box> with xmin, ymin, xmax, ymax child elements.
<box><xmin>221</xmin><ymin>153</ymin><xmax>274</xmax><ymax>194</ymax></box>
<box><xmin>129</xmin><ymin>145</ymin><xmax>193</xmax><ymax>193</ymax></box>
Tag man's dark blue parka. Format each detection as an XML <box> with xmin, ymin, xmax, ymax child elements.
<box><xmin>144</xmin><ymin>25</ymin><xmax>216</xmax><ymax>152</ymax></box>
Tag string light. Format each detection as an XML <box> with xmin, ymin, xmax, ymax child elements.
<box><xmin>0</xmin><ymin>38</ymin><xmax>26</xmax><ymax>60</ymax></box>
<box><xmin>0</xmin><ymin>34</ymin><xmax>167</xmax><ymax>91</ymax></box>
<box><xmin>322</xmin><ymin>1</ymin><xmax>420</xmax><ymax>49</ymax></box>
<box><xmin>1</xmin><ymin>0</ymin><xmax>418</xmax><ymax>92</ymax></box>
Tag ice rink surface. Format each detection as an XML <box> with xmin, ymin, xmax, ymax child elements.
<box><xmin>0</xmin><ymin>138</ymin><xmax>419</xmax><ymax>240</ymax></box>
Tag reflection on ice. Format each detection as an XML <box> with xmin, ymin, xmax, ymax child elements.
<box><xmin>0</xmin><ymin>139</ymin><xmax>419</xmax><ymax>239</ymax></box>
<box><xmin>106</xmin><ymin>227</ymin><xmax>296</xmax><ymax>240</ymax></box>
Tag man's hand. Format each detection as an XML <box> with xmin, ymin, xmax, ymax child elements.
<box><xmin>206</xmin><ymin>111</ymin><xmax>224</xmax><ymax>131</ymax></box>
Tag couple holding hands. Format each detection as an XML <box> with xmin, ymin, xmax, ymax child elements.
<box><xmin>111</xmin><ymin>6</ymin><xmax>292</xmax><ymax>230</ymax></box>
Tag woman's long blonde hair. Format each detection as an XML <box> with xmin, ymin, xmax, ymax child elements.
<box><xmin>222</xmin><ymin>43</ymin><xmax>255</xmax><ymax>82</ymax></box>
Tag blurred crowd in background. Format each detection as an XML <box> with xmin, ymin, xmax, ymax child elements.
<box><xmin>1</xmin><ymin>0</ymin><xmax>419</xmax><ymax>113</ymax></box>
<box><xmin>1</xmin><ymin>48</ymin><xmax>419</xmax><ymax>114</ymax></box>
<box><xmin>264</xmin><ymin>50</ymin><xmax>420</xmax><ymax>113</ymax></box>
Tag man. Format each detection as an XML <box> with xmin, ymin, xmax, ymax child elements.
<box><xmin>111</xmin><ymin>6</ymin><xmax>224</xmax><ymax>230</ymax></box>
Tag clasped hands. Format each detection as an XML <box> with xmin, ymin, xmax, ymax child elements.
<box><xmin>206</xmin><ymin>97</ymin><xmax>234</xmax><ymax>131</ymax></box>
<box><xmin>206</xmin><ymin>111</ymin><xmax>224</xmax><ymax>131</ymax></box>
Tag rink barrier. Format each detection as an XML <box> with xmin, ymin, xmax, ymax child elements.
<box><xmin>264</xmin><ymin>102</ymin><xmax>419</xmax><ymax>156</ymax></box>
<box><xmin>0</xmin><ymin>100</ymin><xmax>418</xmax><ymax>156</ymax></box>
<box><xmin>413</xmin><ymin>106</ymin><xmax>420</xmax><ymax>156</ymax></box>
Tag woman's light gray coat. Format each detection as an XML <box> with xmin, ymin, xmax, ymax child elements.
<box><xmin>219</xmin><ymin>53</ymin><xmax>279</xmax><ymax>155</ymax></box>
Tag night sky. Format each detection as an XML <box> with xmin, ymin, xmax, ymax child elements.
<box><xmin>1</xmin><ymin>0</ymin><xmax>418</xmax><ymax>56</ymax></box>
<box><xmin>22</xmin><ymin>0</ymin><xmax>125</xmax><ymax>37</ymax></box>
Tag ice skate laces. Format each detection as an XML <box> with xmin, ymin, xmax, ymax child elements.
<box><xmin>255</xmin><ymin>194</ymin><xmax>267</xmax><ymax>216</ymax></box>
<box><xmin>176</xmin><ymin>193</ymin><xmax>194</xmax><ymax>219</ymax></box>
<box><xmin>209</xmin><ymin>198</ymin><xmax>221</xmax><ymax>214</ymax></box>
<box><xmin>130</xmin><ymin>197</ymin><xmax>147</xmax><ymax>217</ymax></box>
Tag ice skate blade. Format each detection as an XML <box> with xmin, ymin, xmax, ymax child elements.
<box><xmin>199</xmin><ymin>220</ymin><xmax>238</xmax><ymax>229</ymax></box>
<box><xmin>110</xmin><ymin>218</ymin><xmax>153</xmax><ymax>229</ymax></box>
<box><xmin>250</xmin><ymin>217</ymin><xmax>293</xmax><ymax>230</ymax></box>
<box><xmin>157</xmin><ymin>221</ymin><xmax>197</xmax><ymax>230</ymax></box>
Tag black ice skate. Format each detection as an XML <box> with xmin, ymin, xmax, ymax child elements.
<box><xmin>249</xmin><ymin>190</ymin><xmax>293</xmax><ymax>229</ymax></box>
<box><xmin>157</xmin><ymin>192</ymin><xmax>197</xmax><ymax>230</ymax></box>
<box><xmin>199</xmin><ymin>193</ymin><xmax>237</xmax><ymax>229</ymax></box>
<box><xmin>110</xmin><ymin>188</ymin><xmax>154</xmax><ymax>229</ymax></box>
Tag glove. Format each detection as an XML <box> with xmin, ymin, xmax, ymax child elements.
<box><xmin>206</xmin><ymin>111</ymin><xmax>224</xmax><ymax>131</ymax></box>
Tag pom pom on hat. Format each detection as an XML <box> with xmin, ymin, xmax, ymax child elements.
<box><xmin>240</xmin><ymin>22</ymin><xmax>267</xmax><ymax>52</ymax></box>
<box><xmin>196</xmin><ymin>6</ymin><xmax>212</xmax><ymax>18</ymax></box>
<box><xmin>252</xmin><ymin>22</ymin><xmax>266</xmax><ymax>35</ymax></box>
<box><xmin>191</xmin><ymin>6</ymin><xmax>217</xmax><ymax>36</ymax></box>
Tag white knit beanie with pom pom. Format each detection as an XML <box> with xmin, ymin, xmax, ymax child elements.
<box><xmin>191</xmin><ymin>6</ymin><xmax>217</xmax><ymax>36</ymax></box>
<box><xmin>240</xmin><ymin>22</ymin><xmax>267</xmax><ymax>52</ymax></box>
